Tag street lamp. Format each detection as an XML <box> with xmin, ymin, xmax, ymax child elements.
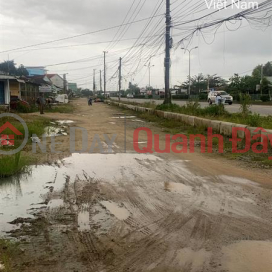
<box><xmin>144</xmin><ymin>62</ymin><xmax>155</xmax><ymax>87</ymax></box>
<box><xmin>181</xmin><ymin>46</ymin><xmax>198</xmax><ymax>96</ymax></box>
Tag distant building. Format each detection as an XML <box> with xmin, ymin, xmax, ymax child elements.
<box><xmin>46</xmin><ymin>74</ymin><xmax>64</xmax><ymax>90</ymax></box>
<box><xmin>25</xmin><ymin>66</ymin><xmax>47</xmax><ymax>76</ymax></box>
<box><xmin>68</xmin><ymin>83</ymin><xmax>78</xmax><ymax>93</ymax></box>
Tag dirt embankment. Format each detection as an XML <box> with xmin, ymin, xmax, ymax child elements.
<box><xmin>2</xmin><ymin>99</ymin><xmax>272</xmax><ymax>272</ymax></box>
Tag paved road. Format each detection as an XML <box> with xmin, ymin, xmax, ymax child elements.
<box><xmin>113</xmin><ymin>97</ymin><xmax>272</xmax><ymax>116</ymax></box>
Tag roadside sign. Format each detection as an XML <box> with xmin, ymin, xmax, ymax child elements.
<box><xmin>39</xmin><ymin>86</ymin><xmax>52</xmax><ymax>93</ymax></box>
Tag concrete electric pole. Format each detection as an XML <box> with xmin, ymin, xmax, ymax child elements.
<box><xmin>119</xmin><ymin>57</ymin><xmax>122</xmax><ymax>102</ymax></box>
<box><xmin>63</xmin><ymin>73</ymin><xmax>68</xmax><ymax>94</ymax></box>
<box><xmin>100</xmin><ymin>70</ymin><xmax>102</xmax><ymax>93</ymax></box>
<box><xmin>93</xmin><ymin>69</ymin><xmax>96</xmax><ymax>95</ymax></box>
<box><xmin>103</xmin><ymin>51</ymin><xmax>108</xmax><ymax>97</ymax></box>
<box><xmin>163</xmin><ymin>0</ymin><xmax>172</xmax><ymax>105</ymax></box>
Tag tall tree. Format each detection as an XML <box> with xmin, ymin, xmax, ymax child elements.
<box><xmin>252</xmin><ymin>62</ymin><xmax>272</xmax><ymax>78</ymax></box>
<box><xmin>0</xmin><ymin>60</ymin><xmax>29</xmax><ymax>76</ymax></box>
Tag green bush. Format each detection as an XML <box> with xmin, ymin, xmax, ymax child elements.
<box><xmin>260</xmin><ymin>95</ymin><xmax>270</xmax><ymax>102</ymax></box>
<box><xmin>0</xmin><ymin>152</ymin><xmax>30</xmax><ymax>178</ymax></box>
<box><xmin>198</xmin><ymin>93</ymin><xmax>208</xmax><ymax>100</ymax></box>
<box><xmin>16</xmin><ymin>103</ymin><xmax>31</xmax><ymax>113</ymax></box>
<box><xmin>156</xmin><ymin>103</ymin><xmax>182</xmax><ymax>112</ymax></box>
<box><xmin>202</xmin><ymin>104</ymin><xmax>228</xmax><ymax>117</ymax></box>
<box><xmin>246</xmin><ymin>113</ymin><xmax>261</xmax><ymax>127</ymax></box>
<box><xmin>239</xmin><ymin>93</ymin><xmax>251</xmax><ymax>117</ymax></box>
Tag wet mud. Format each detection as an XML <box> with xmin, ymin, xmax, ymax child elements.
<box><xmin>0</xmin><ymin>153</ymin><xmax>272</xmax><ymax>271</ymax></box>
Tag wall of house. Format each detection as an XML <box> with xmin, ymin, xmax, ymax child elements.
<box><xmin>21</xmin><ymin>83</ymin><xmax>39</xmax><ymax>104</ymax></box>
<box><xmin>9</xmin><ymin>80</ymin><xmax>20</xmax><ymax>98</ymax></box>
<box><xmin>50</xmin><ymin>75</ymin><xmax>64</xmax><ymax>89</ymax></box>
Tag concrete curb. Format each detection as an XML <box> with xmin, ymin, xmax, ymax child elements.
<box><xmin>105</xmin><ymin>100</ymin><xmax>264</xmax><ymax>139</ymax></box>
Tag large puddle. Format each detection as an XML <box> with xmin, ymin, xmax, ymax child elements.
<box><xmin>0</xmin><ymin>153</ymin><xmax>161</xmax><ymax>234</ymax></box>
<box><xmin>0</xmin><ymin>152</ymin><xmax>264</xmax><ymax>240</ymax></box>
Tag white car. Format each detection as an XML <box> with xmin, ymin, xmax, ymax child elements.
<box><xmin>208</xmin><ymin>91</ymin><xmax>233</xmax><ymax>105</ymax></box>
<box><xmin>127</xmin><ymin>94</ymin><xmax>134</xmax><ymax>98</ymax></box>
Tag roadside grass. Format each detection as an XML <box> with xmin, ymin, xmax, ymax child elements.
<box><xmin>0</xmin><ymin>116</ymin><xmax>51</xmax><ymax>178</ymax></box>
<box><xmin>0</xmin><ymin>152</ymin><xmax>32</xmax><ymax>178</ymax></box>
<box><xmin>113</xmin><ymin>99</ymin><xmax>272</xmax><ymax>129</ymax></box>
<box><xmin>15</xmin><ymin>103</ymin><xmax>74</xmax><ymax>114</ymax></box>
<box><xmin>113</xmin><ymin>105</ymin><xmax>272</xmax><ymax>168</ymax></box>
<box><xmin>46</xmin><ymin>103</ymin><xmax>74</xmax><ymax>114</ymax></box>
<box><xmin>0</xmin><ymin>239</ymin><xmax>19</xmax><ymax>272</ymax></box>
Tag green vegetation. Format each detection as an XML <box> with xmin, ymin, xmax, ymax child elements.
<box><xmin>0</xmin><ymin>152</ymin><xmax>31</xmax><ymax>178</ymax></box>
<box><xmin>16</xmin><ymin>103</ymin><xmax>74</xmax><ymax>114</ymax></box>
<box><xmin>0</xmin><ymin>116</ymin><xmax>51</xmax><ymax>178</ymax></box>
<box><xmin>114</xmin><ymin>105</ymin><xmax>272</xmax><ymax>168</ymax></box>
<box><xmin>46</xmin><ymin>103</ymin><xmax>74</xmax><ymax>113</ymax></box>
<box><xmin>155</xmin><ymin>101</ymin><xmax>272</xmax><ymax>129</ymax></box>
<box><xmin>0</xmin><ymin>239</ymin><xmax>19</xmax><ymax>272</ymax></box>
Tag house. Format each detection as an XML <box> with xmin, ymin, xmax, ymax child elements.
<box><xmin>20</xmin><ymin>77</ymin><xmax>40</xmax><ymax>104</ymax></box>
<box><xmin>25</xmin><ymin>66</ymin><xmax>47</xmax><ymax>76</ymax></box>
<box><xmin>46</xmin><ymin>74</ymin><xmax>64</xmax><ymax>90</ymax></box>
<box><xmin>25</xmin><ymin>75</ymin><xmax>54</xmax><ymax>98</ymax></box>
<box><xmin>0</xmin><ymin>75</ymin><xmax>25</xmax><ymax>105</ymax></box>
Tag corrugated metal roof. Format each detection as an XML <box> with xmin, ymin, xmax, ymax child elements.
<box><xmin>0</xmin><ymin>75</ymin><xmax>17</xmax><ymax>80</ymax></box>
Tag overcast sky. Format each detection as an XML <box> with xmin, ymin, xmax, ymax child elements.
<box><xmin>0</xmin><ymin>0</ymin><xmax>271</xmax><ymax>91</ymax></box>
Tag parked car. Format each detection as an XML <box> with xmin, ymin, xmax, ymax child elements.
<box><xmin>127</xmin><ymin>94</ymin><xmax>134</xmax><ymax>98</ymax></box>
<box><xmin>208</xmin><ymin>91</ymin><xmax>233</xmax><ymax>105</ymax></box>
<box><xmin>10</xmin><ymin>97</ymin><xmax>30</xmax><ymax>110</ymax></box>
<box><xmin>55</xmin><ymin>94</ymin><xmax>69</xmax><ymax>104</ymax></box>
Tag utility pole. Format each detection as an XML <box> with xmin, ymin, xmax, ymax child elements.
<box><xmin>93</xmin><ymin>69</ymin><xmax>96</xmax><ymax>96</ymax></box>
<box><xmin>103</xmin><ymin>51</ymin><xmax>108</xmax><ymax>97</ymax></box>
<box><xmin>260</xmin><ymin>64</ymin><xmax>264</xmax><ymax>96</ymax></box>
<box><xmin>100</xmin><ymin>70</ymin><xmax>102</xmax><ymax>93</ymax></box>
<box><xmin>7</xmin><ymin>55</ymin><xmax>10</xmax><ymax>111</ymax></box>
<box><xmin>119</xmin><ymin>57</ymin><xmax>122</xmax><ymax>102</ymax></box>
<box><xmin>163</xmin><ymin>0</ymin><xmax>171</xmax><ymax>105</ymax></box>
<box><xmin>145</xmin><ymin>59</ymin><xmax>155</xmax><ymax>87</ymax></box>
<box><xmin>181</xmin><ymin>46</ymin><xmax>198</xmax><ymax>97</ymax></box>
<box><xmin>63</xmin><ymin>73</ymin><xmax>68</xmax><ymax>94</ymax></box>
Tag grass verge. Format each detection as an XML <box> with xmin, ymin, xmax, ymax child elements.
<box><xmin>113</xmin><ymin>99</ymin><xmax>272</xmax><ymax>129</ymax></box>
<box><xmin>0</xmin><ymin>239</ymin><xmax>19</xmax><ymax>272</ymax></box>
<box><xmin>112</xmin><ymin>104</ymin><xmax>272</xmax><ymax>168</ymax></box>
<box><xmin>0</xmin><ymin>152</ymin><xmax>32</xmax><ymax>178</ymax></box>
<box><xmin>0</xmin><ymin>116</ymin><xmax>51</xmax><ymax>178</ymax></box>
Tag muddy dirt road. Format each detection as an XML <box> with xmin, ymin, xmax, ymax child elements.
<box><xmin>1</xmin><ymin>99</ymin><xmax>272</xmax><ymax>272</ymax></box>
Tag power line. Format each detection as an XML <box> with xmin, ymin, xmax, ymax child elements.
<box><xmin>0</xmin><ymin>14</ymin><xmax>164</xmax><ymax>54</ymax></box>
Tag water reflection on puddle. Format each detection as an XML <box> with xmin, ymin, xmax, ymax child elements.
<box><xmin>100</xmin><ymin>201</ymin><xmax>130</xmax><ymax>220</ymax></box>
<box><xmin>44</xmin><ymin>127</ymin><xmax>67</xmax><ymax>137</ymax></box>
<box><xmin>78</xmin><ymin>204</ymin><xmax>90</xmax><ymax>231</ymax></box>
<box><xmin>56</xmin><ymin>120</ymin><xmax>74</xmax><ymax>125</ymax></box>
<box><xmin>48</xmin><ymin>199</ymin><xmax>64</xmax><ymax>209</ymax></box>
<box><xmin>0</xmin><ymin>153</ymin><xmax>161</xmax><ymax>234</ymax></box>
